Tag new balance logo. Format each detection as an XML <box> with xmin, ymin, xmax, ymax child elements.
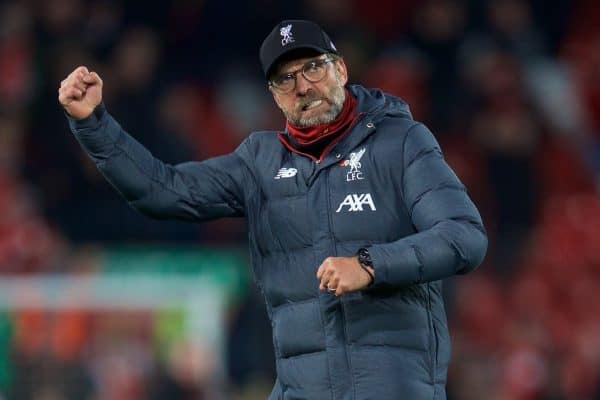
<box><xmin>335</xmin><ymin>193</ymin><xmax>377</xmax><ymax>212</ymax></box>
<box><xmin>274</xmin><ymin>168</ymin><xmax>297</xmax><ymax>179</ymax></box>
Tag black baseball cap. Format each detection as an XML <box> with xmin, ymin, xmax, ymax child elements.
<box><xmin>259</xmin><ymin>20</ymin><xmax>338</xmax><ymax>79</ymax></box>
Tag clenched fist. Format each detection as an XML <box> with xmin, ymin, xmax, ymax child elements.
<box><xmin>316</xmin><ymin>256</ymin><xmax>374</xmax><ymax>296</ymax></box>
<box><xmin>58</xmin><ymin>66</ymin><xmax>103</xmax><ymax>120</ymax></box>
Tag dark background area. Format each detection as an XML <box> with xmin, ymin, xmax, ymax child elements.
<box><xmin>1</xmin><ymin>0</ymin><xmax>600</xmax><ymax>399</ymax></box>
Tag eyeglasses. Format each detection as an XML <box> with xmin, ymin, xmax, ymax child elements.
<box><xmin>269</xmin><ymin>57</ymin><xmax>335</xmax><ymax>93</ymax></box>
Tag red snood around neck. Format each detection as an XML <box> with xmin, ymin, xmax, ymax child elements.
<box><xmin>286</xmin><ymin>89</ymin><xmax>357</xmax><ymax>146</ymax></box>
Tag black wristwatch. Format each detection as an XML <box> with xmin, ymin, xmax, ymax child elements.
<box><xmin>357</xmin><ymin>247</ymin><xmax>375</xmax><ymax>284</ymax></box>
<box><xmin>357</xmin><ymin>247</ymin><xmax>373</xmax><ymax>267</ymax></box>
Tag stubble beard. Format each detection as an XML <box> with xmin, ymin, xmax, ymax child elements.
<box><xmin>284</xmin><ymin>75</ymin><xmax>346</xmax><ymax>128</ymax></box>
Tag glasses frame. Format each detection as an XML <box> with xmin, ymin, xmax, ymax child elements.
<box><xmin>269</xmin><ymin>56</ymin><xmax>336</xmax><ymax>94</ymax></box>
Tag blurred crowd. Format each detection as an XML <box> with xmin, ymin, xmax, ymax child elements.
<box><xmin>1</xmin><ymin>0</ymin><xmax>600</xmax><ymax>399</ymax></box>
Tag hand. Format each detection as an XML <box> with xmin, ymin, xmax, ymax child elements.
<box><xmin>58</xmin><ymin>66</ymin><xmax>103</xmax><ymax>119</ymax></box>
<box><xmin>316</xmin><ymin>256</ymin><xmax>374</xmax><ymax>296</ymax></box>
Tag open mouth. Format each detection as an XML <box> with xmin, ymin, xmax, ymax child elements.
<box><xmin>302</xmin><ymin>99</ymin><xmax>323</xmax><ymax>111</ymax></box>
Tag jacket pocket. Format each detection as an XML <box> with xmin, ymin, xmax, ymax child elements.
<box><xmin>344</xmin><ymin>290</ymin><xmax>430</xmax><ymax>352</ymax></box>
<box><xmin>272</xmin><ymin>299</ymin><xmax>325</xmax><ymax>358</ymax></box>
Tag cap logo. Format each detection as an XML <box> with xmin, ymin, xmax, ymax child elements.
<box><xmin>280</xmin><ymin>24</ymin><xmax>294</xmax><ymax>46</ymax></box>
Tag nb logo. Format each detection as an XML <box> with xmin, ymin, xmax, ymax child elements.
<box><xmin>274</xmin><ymin>168</ymin><xmax>297</xmax><ymax>179</ymax></box>
<box><xmin>335</xmin><ymin>193</ymin><xmax>377</xmax><ymax>212</ymax></box>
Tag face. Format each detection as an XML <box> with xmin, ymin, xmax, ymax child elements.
<box><xmin>270</xmin><ymin>54</ymin><xmax>348</xmax><ymax>127</ymax></box>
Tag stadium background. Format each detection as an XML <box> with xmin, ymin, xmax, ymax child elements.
<box><xmin>1</xmin><ymin>0</ymin><xmax>600</xmax><ymax>399</ymax></box>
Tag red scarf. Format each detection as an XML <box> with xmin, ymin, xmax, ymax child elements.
<box><xmin>286</xmin><ymin>90</ymin><xmax>357</xmax><ymax>146</ymax></box>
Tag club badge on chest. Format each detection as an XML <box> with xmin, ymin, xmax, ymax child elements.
<box><xmin>342</xmin><ymin>148</ymin><xmax>366</xmax><ymax>182</ymax></box>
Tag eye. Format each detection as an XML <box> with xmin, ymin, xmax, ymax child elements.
<box><xmin>305</xmin><ymin>62</ymin><xmax>320</xmax><ymax>72</ymax></box>
<box><xmin>274</xmin><ymin>74</ymin><xmax>294</xmax><ymax>86</ymax></box>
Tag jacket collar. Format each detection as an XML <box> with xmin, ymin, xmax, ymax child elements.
<box><xmin>280</xmin><ymin>84</ymin><xmax>414</xmax><ymax>168</ymax></box>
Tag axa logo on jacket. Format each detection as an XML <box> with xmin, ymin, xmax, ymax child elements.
<box><xmin>335</xmin><ymin>193</ymin><xmax>376</xmax><ymax>212</ymax></box>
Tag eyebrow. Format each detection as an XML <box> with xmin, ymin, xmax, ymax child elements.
<box><xmin>278</xmin><ymin>57</ymin><xmax>326</xmax><ymax>75</ymax></box>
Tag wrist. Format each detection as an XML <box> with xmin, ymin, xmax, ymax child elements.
<box><xmin>357</xmin><ymin>247</ymin><xmax>374</xmax><ymax>285</ymax></box>
<box><xmin>66</xmin><ymin>102</ymin><xmax>107</xmax><ymax>131</ymax></box>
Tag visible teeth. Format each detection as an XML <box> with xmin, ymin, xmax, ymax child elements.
<box><xmin>304</xmin><ymin>100</ymin><xmax>322</xmax><ymax>110</ymax></box>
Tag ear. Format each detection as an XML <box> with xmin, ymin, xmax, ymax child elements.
<box><xmin>334</xmin><ymin>58</ymin><xmax>348</xmax><ymax>86</ymax></box>
<box><xmin>270</xmin><ymin>88</ymin><xmax>284</xmax><ymax>110</ymax></box>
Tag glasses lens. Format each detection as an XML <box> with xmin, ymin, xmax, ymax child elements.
<box><xmin>272</xmin><ymin>74</ymin><xmax>295</xmax><ymax>93</ymax></box>
<box><xmin>270</xmin><ymin>58</ymin><xmax>332</xmax><ymax>92</ymax></box>
<box><xmin>302</xmin><ymin>60</ymin><xmax>328</xmax><ymax>83</ymax></box>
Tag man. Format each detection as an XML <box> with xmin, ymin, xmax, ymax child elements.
<box><xmin>59</xmin><ymin>20</ymin><xmax>487</xmax><ymax>400</ymax></box>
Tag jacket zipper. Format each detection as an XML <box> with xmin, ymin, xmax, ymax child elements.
<box><xmin>280</xmin><ymin>113</ymin><xmax>371</xmax><ymax>399</ymax></box>
<box><xmin>326</xmin><ymin>114</ymin><xmax>371</xmax><ymax>400</ymax></box>
<box><xmin>325</xmin><ymin>167</ymin><xmax>356</xmax><ymax>399</ymax></box>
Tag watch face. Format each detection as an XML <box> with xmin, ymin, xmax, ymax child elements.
<box><xmin>359</xmin><ymin>248</ymin><xmax>372</xmax><ymax>266</ymax></box>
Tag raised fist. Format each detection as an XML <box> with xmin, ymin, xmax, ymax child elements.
<box><xmin>58</xmin><ymin>66</ymin><xmax>103</xmax><ymax>120</ymax></box>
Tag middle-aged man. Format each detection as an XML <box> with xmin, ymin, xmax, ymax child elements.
<box><xmin>58</xmin><ymin>19</ymin><xmax>487</xmax><ymax>400</ymax></box>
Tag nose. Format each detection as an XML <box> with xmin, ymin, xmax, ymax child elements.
<box><xmin>294</xmin><ymin>73</ymin><xmax>313</xmax><ymax>96</ymax></box>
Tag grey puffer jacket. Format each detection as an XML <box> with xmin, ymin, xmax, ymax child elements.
<box><xmin>68</xmin><ymin>84</ymin><xmax>487</xmax><ymax>400</ymax></box>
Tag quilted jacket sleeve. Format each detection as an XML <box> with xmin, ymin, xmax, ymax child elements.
<box><xmin>66</xmin><ymin>103</ymin><xmax>246</xmax><ymax>221</ymax></box>
<box><xmin>368</xmin><ymin>123</ymin><xmax>487</xmax><ymax>287</ymax></box>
